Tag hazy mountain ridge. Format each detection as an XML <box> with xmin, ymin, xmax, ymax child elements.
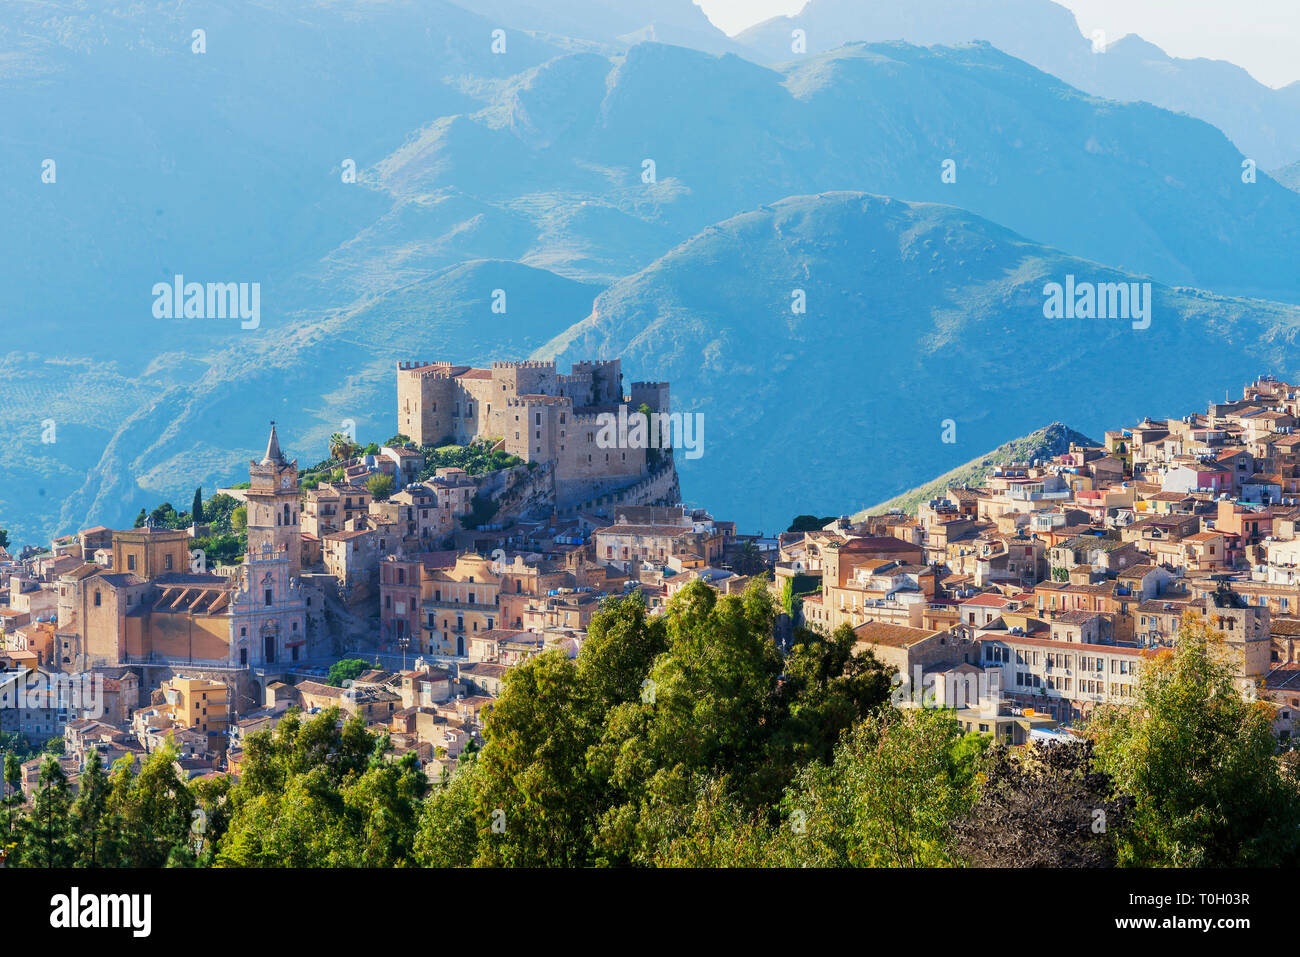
<box><xmin>734</xmin><ymin>0</ymin><xmax>1300</xmax><ymax>170</ymax></box>
<box><xmin>445</xmin><ymin>0</ymin><xmax>741</xmax><ymax>55</ymax></box>
<box><xmin>364</xmin><ymin>39</ymin><xmax>1300</xmax><ymax>302</ymax></box>
<box><xmin>540</xmin><ymin>192</ymin><xmax>1300</xmax><ymax>532</ymax></box>
<box><xmin>6</xmin><ymin>2</ymin><xmax>1300</xmax><ymax>544</ymax></box>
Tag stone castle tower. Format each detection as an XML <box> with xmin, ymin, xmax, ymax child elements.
<box><xmin>395</xmin><ymin>359</ymin><xmax>678</xmax><ymax>510</ymax></box>
<box><xmin>246</xmin><ymin>423</ymin><xmax>301</xmax><ymax>580</ymax></box>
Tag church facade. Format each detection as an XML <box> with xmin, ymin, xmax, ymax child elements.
<box><xmin>56</xmin><ymin>425</ymin><xmax>309</xmax><ymax>670</ymax></box>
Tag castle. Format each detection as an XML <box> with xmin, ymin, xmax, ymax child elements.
<box><xmin>396</xmin><ymin>359</ymin><xmax>675</xmax><ymax>508</ymax></box>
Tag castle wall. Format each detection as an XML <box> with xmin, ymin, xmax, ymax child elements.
<box><xmin>555</xmin><ymin>410</ymin><xmax>648</xmax><ymax>486</ymax></box>
<box><xmin>398</xmin><ymin>359</ymin><xmax>670</xmax><ymax>517</ymax></box>
<box><xmin>630</xmin><ymin>381</ymin><xmax>670</xmax><ymax>415</ymax></box>
<box><xmin>569</xmin><ymin>360</ymin><xmax>623</xmax><ymax>405</ymax></box>
<box><xmin>557</xmin><ymin>462</ymin><xmax>680</xmax><ymax>515</ymax></box>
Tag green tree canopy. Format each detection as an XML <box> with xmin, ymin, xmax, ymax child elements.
<box><xmin>1090</xmin><ymin>615</ymin><xmax>1300</xmax><ymax>866</ymax></box>
<box><xmin>366</xmin><ymin>473</ymin><xmax>395</xmax><ymax>502</ymax></box>
<box><xmin>328</xmin><ymin>658</ymin><xmax>371</xmax><ymax>688</ymax></box>
<box><xmin>787</xmin><ymin>515</ymin><xmax>835</xmax><ymax>533</ymax></box>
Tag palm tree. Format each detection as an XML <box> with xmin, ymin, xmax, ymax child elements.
<box><xmin>732</xmin><ymin>540</ymin><xmax>767</xmax><ymax>576</ymax></box>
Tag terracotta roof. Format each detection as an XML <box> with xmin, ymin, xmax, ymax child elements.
<box><xmin>960</xmin><ymin>593</ymin><xmax>1018</xmax><ymax>608</ymax></box>
<box><xmin>851</xmin><ymin>621</ymin><xmax>942</xmax><ymax>649</ymax></box>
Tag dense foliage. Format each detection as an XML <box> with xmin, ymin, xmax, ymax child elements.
<box><xmin>2</xmin><ymin>596</ymin><xmax>1296</xmax><ymax>868</ymax></box>
<box><xmin>419</xmin><ymin>440</ymin><xmax>522</xmax><ymax>480</ymax></box>
<box><xmin>129</xmin><ymin>490</ymin><xmax>247</xmax><ymax>567</ymax></box>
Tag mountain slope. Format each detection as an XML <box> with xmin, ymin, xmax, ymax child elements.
<box><xmin>366</xmin><ymin>40</ymin><xmax>1300</xmax><ymax>303</ymax></box>
<box><xmin>1271</xmin><ymin>162</ymin><xmax>1300</xmax><ymax>194</ymax></box>
<box><xmin>0</xmin><ymin>0</ymin><xmax>576</xmax><ymax>360</ymax></box>
<box><xmin>4</xmin><ymin>261</ymin><xmax>602</xmax><ymax>546</ymax></box>
<box><xmin>735</xmin><ymin>0</ymin><xmax>1300</xmax><ymax>169</ymax></box>
<box><xmin>539</xmin><ymin>192</ymin><xmax>1300</xmax><ymax>532</ymax></box>
<box><xmin>9</xmin><ymin>23</ymin><xmax>1300</xmax><ymax>543</ymax></box>
<box><xmin>855</xmin><ymin>423</ymin><xmax>1097</xmax><ymax>518</ymax></box>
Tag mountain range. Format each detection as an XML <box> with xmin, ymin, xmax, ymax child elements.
<box><xmin>541</xmin><ymin>192</ymin><xmax>1300</xmax><ymax>532</ymax></box>
<box><xmin>735</xmin><ymin>0</ymin><xmax>1300</xmax><ymax>170</ymax></box>
<box><xmin>4</xmin><ymin>0</ymin><xmax>1299</xmax><ymax>543</ymax></box>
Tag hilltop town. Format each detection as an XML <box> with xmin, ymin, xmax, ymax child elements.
<box><xmin>0</xmin><ymin>358</ymin><xmax>734</xmax><ymax>793</ymax></box>
<box><xmin>3</xmin><ymin>371</ymin><xmax>1300</xmax><ymax>811</ymax></box>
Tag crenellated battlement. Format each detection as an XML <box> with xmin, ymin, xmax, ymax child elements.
<box><xmin>397</xmin><ymin>360</ymin><xmax>460</xmax><ymax>379</ymax></box>
<box><xmin>398</xmin><ymin>356</ymin><xmax>667</xmax><ymax>474</ymax></box>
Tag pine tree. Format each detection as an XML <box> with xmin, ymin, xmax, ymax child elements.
<box><xmin>2</xmin><ymin>752</ymin><xmax>19</xmax><ymax>801</ymax></box>
<box><xmin>16</xmin><ymin>757</ymin><xmax>74</xmax><ymax>867</ymax></box>
<box><xmin>71</xmin><ymin>747</ymin><xmax>114</xmax><ymax>867</ymax></box>
<box><xmin>0</xmin><ymin>751</ymin><xmax>23</xmax><ymax>855</ymax></box>
<box><xmin>191</xmin><ymin>487</ymin><xmax>205</xmax><ymax>525</ymax></box>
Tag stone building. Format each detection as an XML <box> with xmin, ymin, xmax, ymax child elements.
<box><xmin>395</xmin><ymin>359</ymin><xmax>674</xmax><ymax>507</ymax></box>
<box><xmin>53</xmin><ymin>426</ymin><xmax>309</xmax><ymax>670</ymax></box>
<box><xmin>246</xmin><ymin>424</ymin><xmax>302</xmax><ymax>580</ymax></box>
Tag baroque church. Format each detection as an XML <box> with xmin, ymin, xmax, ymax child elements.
<box><xmin>55</xmin><ymin>425</ymin><xmax>311</xmax><ymax>671</ymax></box>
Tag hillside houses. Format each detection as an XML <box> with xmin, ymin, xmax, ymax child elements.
<box><xmin>773</xmin><ymin>376</ymin><xmax>1300</xmax><ymax>741</ymax></box>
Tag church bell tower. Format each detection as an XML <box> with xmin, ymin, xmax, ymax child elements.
<box><xmin>246</xmin><ymin>422</ymin><xmax>301</xmax><ymax>579</ymax></box>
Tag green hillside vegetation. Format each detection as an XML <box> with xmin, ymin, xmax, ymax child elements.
<box><xmin>3</xmin><ymin>583</ymin><xmax>1294</xmax><ymax>868</ymax></box>
<box><xmin>857</xmin><ymin>423</ymin><xmax>1097</xmax><ymax>518</ymax></box>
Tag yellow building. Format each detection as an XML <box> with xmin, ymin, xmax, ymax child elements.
<box><xmin>421</xmin><ymin>553</ymin><xmax>501</xmax><ymax>657</ymax></box>
<box><xmin>160</xmin><ymin>676</ymin><xmax>229</xmax><ymax>734</ymax></box>
<box><xmin>112</xmin><ymin>526</ymin><xmax>190</xmax><ymax>580</ymax></box>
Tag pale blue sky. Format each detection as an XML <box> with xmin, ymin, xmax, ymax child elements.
<box><xmin>697</xmin><ymin>0</ymin><xmax>1300</xmax><ymax>88</ymax></box>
